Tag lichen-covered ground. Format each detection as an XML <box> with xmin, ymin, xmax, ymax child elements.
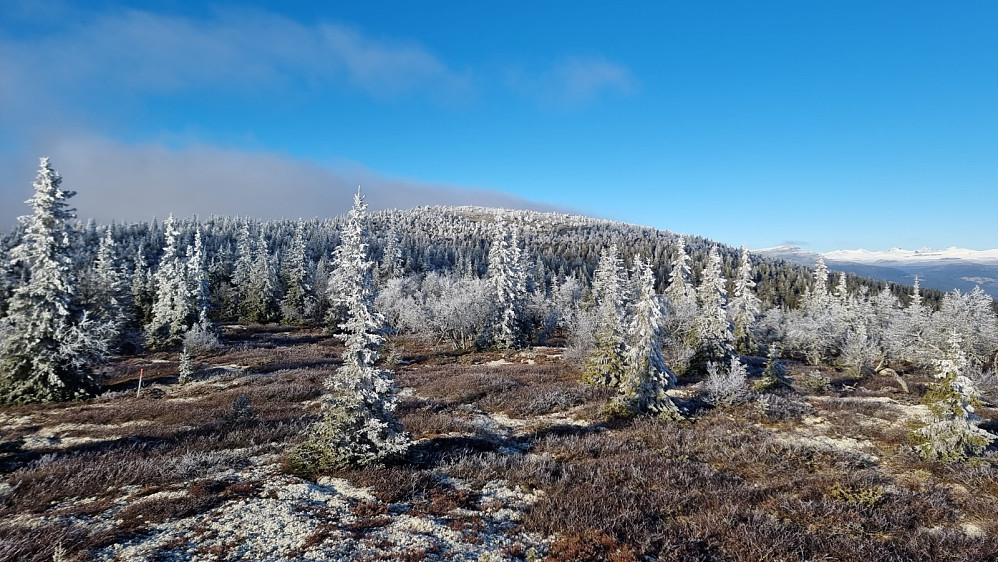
<box><xmin>2</xmin><ymin>325</ymin><xmax>997</xmax><ymax>561</ymax></box>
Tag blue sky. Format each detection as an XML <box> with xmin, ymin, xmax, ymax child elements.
<box><xmin>1</xmin><ymin>1</ymin><xmax>996</xmax><ymax>252</ymax></box>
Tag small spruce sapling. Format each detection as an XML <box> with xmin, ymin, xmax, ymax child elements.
<box><xmin>912</xmin><ymin>333</ymin><xmax>995</xmax><ymax>462</ymax></box>
<box><xmin>229</xmin><ymin>394</ymin><xmax>257</xmax><ymax>424</ymax></box>
<box><xmin>753</xmin><ymin>344</ymin><xmax>792</xmax><ymax>391</ymax></box>
<box><xmin>178</xmin><ymin>347</ymin><xmax>194</xmax><ymax>385</ymax></box>
<box><xmin>704</xmin><ymin>356</ymin><xmax>750</xmax><ymax>406</ymax></box>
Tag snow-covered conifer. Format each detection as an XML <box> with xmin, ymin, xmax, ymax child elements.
<box><xmin>930</xmin><ymin>287</ymin><xmax>998</xmax><ymax>369</ymax></box>
<box><xmin>753</xmin><ymin>344</ymin><xmax>792</xmax><ymax>391</ymax></box>
<box><xmin>146</xmin><ymin>216</ymin><xmax>195</xmax><ymax>349</ymax></box>
<box><xmin>664</xmin><ymin>236</ymin><xmax>700</xmax><ymax>372</ymax></box>
<box><xmin>812</xmin><ymin>256</ymin><xmax>830</xmax><ymax>304</ymax></box>
<box><xmin>280</xmin><ymin>219</ymin><xmax>314</xmax><ymax>324</ymax></box>
<box><xmin>667</xmin><ymin>236</ymin><xmax>694</xmax><ymax>303</ymax></box>
<box><xmin>187</xmin><ymin>228</ymin><xmax>212</xmax><ymax>326</ymax></box>
<box><xmin>729</xmin><ymin>246</ymin><xmax>761</xmax><ymax>354</ymax></box>
<box><xmin>377</xmin><ymin>225</ymin><xmax>404</xmax><ymax>284</ymax></box>
<box><xmin>81</xmin><ymin>229</ymin><xmax>133</xmax><ymax>351</ymax></box>
<box><xmin>241</xmin><ymin>231</ymin><xmax>280</xmax><ymax>323</ymax></box>
<box><xmin>0</xmin><ymin>158</ymin><xmax>106</xmax><ymax>403</ymax></box>
<box><xmin>228</xmin><ymin>221</ymin><xmax>254</xmax><ymax>319</ymax></box>
<box><xmin>178</xmin><ymin>347</ymin><xmax>194</xmax><ymax>385</ymax></box>
<box><xmin>481</xmin><ymin>219</ymin><xmax>529</xmax><ymax>349</ymax></box>
<box><xmin>912</xmin><ymin>332</ymin><xmax>995</xmax><ymax>461</ymax></box>
<box><xmin>131</xmin><ymin>248</ymin><xmax>154</xmax><ymax>326</ymax></box>
<box><xmin>291</xmin><ymin>189</ymin><xmax>408</xmax><ymax>472</ymax></box>
<box><xmin>692</xmin><ymin>245</ymin><xmax>733</xmax><ymax>371</ymax></box>
<box><xmin>584</xmin><ymin>245</ymin><xmax>629</xmax><ymax>386</ymax></box>
<box><xmin>614</xmin><ymin>258</ymin><xmax>680</xmax><ymax>417</ymax></box>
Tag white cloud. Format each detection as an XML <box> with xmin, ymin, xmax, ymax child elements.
<box><xmin>507</xmin><ymin>56</ymin><xmax>637</xmax><ymax>106</ymax></box>
<box><xmin>0</xmin><ymin>136</ymin><xmax>564</xmax><ymax>229</ymax></box>
<box><xmin>0</xmin><ymin>8</ymin><xmax>471</xmax><ymax>120</ymax></box>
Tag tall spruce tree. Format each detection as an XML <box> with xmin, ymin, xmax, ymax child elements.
<box><xmin>187</xmin><ymin>228</ymin><xmax>212</xmax><ymax>327</ymax></box>
<box><xmin>229</xmin><ymin>221</ymin><xmax>254</xmax><ymax>320</ymax></box>
<box><xmin>584</xmin><ymin>244</ymin><xmax>629</xmax><ymax>386</ymax></box>
<box><xmin>146</xmin><ymin>216</ymin><xmax>195</xmax><ymax>348</ymax></box>
<box><xmin>85</xmin><ymin>229</ymin><xmax>132</xmax><ymax>351</ymax></box>
<box><xmin>241</xmin><ymin>231</ymin><xmax>279</xmax><ymax>323</ymax></box>
<box><xmin>0</xmin><ymin>158</ymin><xmax>106</xmax><ymax>403</ymax></box>
<box><xmin>291</xmin><ymin>189</ymin><xmax>408</xmax><ymax>471</ymax></box>
<box><xmin>481</xmin><ymin>219</ymin><xmax>528</xmax><ymax>349</ymax></box>
<box><xmin>665</xmin><ymin>236</ymin><xmax>700</xmax><ymax>372</ymax></box>
<box><xmin>280</xmin><ymin>219</ymin><xmax>314</xmax><ymax>324</ymax></box>
<box><xmin>692</xmin><ymin>245</ymin><xmax>733</xmax><ymax>372</ymax></box>
<box><xmin>729</xmin><ymin>246</ymin><xmax>761</xmax><ymax>354</ymax></box>
<box><xmin>616</xmin><ymin>257</ymin><xmax>679</xmax><ymax>417</ymax></box>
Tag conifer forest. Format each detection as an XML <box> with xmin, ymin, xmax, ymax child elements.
<box><xmin>3</xmin><ymin>159</ymin><xmax>998</xmax><ymax>561</ymax></box>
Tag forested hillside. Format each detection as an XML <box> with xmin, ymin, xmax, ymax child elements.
<box><xmin>2</xmin><ymin>160</ymin><xmax>997</xmax><ymax>561</ymax></box>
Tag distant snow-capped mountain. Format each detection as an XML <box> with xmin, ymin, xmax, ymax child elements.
<box><xmin>754</xmin><ymin>245</ymin><xmax>998</xmax><ymax>298</ymax></box>
<box><xmin>823</xmin><ymin>247</ymin><xmax>998</xmax><ymax>265</ymax></box>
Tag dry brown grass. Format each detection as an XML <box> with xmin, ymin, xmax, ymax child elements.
<box><xmin>3</xmin><ymin>327</ymin><xmax>998</xmax><ymax>562</ymax></box>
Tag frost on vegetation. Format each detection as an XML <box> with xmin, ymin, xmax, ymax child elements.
<box><xmin>480</xmin><ymin>219</ymin><xmax>529</xmax><ymax>350</ymax></box>
<box><xmin>583</xmin><ymin>245</ymin><xmax>629</xmax><ymax>387</ymax></box>
<box><xmin>912</xmin><ymin>333</ymin><xmax>996</xmax><ymax>462</ymax></box>
<box><xmin>689</xmin><ymin>245</ymin><xmax>734</xmax><ymax>375</ymax></box>
<box><xmin>290</xmin><ymin>190</ymin><xmax>409</xmax><ymax>475</ymax></box>
<box><xmin>0</xmin><ymin>158</ymin><xmax>108</xmax><ymax>404</ymax></box>
<box><xmin>146</xmin><ymin>216</ymin><xmax>196</xmax><ymax>349</ymax></box>
<box><xmin>183</xmin><ymin>322</ymin><xmax>224</xmax><ymax>355</ymax></box>
<box><xmin>800</xmin><ymin>369</ymin><xmax>831</xmax><ymax>393</ymax></box>
<box><xmin>228</xmin><ymin>394</ymin><xmax>257</xmax><ymax>424</ymax></box>
<box><xmin>611</xmin><ymin>258</ymin><xmax>680</xmax><ymax>418</ymax></box>
<box><xmin>176</xmin><ymin>348</ymin><xmax>194</xmax><ymax>385</ymax></box>
<box><xmin>753</xmin><ymin>344</ymin><xmax>792</xmax><ymax>392</ymax></box>
<box><xmin>703</xmin><ymin>355</ymin><xmax>751</xmax><ymax>406</ymax></box>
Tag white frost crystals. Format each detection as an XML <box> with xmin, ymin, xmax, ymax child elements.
<box><xmin>0</xmin><ymin>158</ymin><xmax>109</xmax><ymax>404</ymax></box>
<box><xmin>615</xmin><ymin>257</ymin><xmax>679</xmax><ymax>416</ymax></box>
<box><xmin>289</xmin><ymin>189</ymin><xmax>409</xmax><ymax>474</ymax></box>
<box><xmin>912</xmin><ymin>332</ymin><xmax>995</xmax><ymax>462</ymax></box>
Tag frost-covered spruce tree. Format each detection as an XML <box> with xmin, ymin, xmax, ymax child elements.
<box><xmin>703</xmin><ymin>355</ymin><xmax>750</xmax><ymax>406</ymax></box>
<box><xmin>377</xmin><ymin>224</ymin><xmax>404</xmax><ymax>285</ymax></box>
<box><xmin>584</xmin><ymin>245</ymin><xmax>629</xmax><ymax>386</ymax></box>
<box><xmin>912</xmin><ymin>333</ymin><xmax>995</xmax><ymax>461</ymax></box>
<box><xmin>901</xmin><ymin>277</ymin><xmax>931</xmax><ymax>363</ymax></box>
<box><xmin>280</xmin><ymin>219</ymin><xmax>314</xmax><ymax>324</ymax></box>
<box><xmin>291</xmin><ymin>189</ymin><xmax>408</xmax><ymax>472</ymax></box>
<box><xmin>187</xmin><ymin>228</ymin><xmax>212</xmax><ymax>327</ymax></box>
<box><xmin>614</xmin><ymin>258</ymin><xmax>680</xmax><ymax>417</ymax></box>
<box><xmin>667</xmin><ymin>236</ymin><xmax>694</xmax><ymax>305</ymax></box>
<box><xmin>228</xmin><ymin>221</ymin><xmax>254</xmax><ymax>320</ymax></box>
<box><xmin>481</xmin><ymin>219</ymin><xmax>528</xmax><ymax>350</ymax></box>
<box><xmin>729</xmin><ymin>246</ymin><xmax>761</xmax><ymax>354</ymax></box>
<box><xmin>131</xmin><ymin>248</ymin><xmax>154</xmax><ymax>326</ymax></box>
<box><xmin>146</xmin><ymin>216</ymin><xmax>195</xmax><ymax>349</ymax></box>
<box><xmin>692</xmin><ymin>246</ymin><xmax>733</xmax><ymax>373</ymax></box>
<box><xmin>0</xmin><ymin>245</ymin><xmax>10</xmax><ymax>316</ymax></box>
<box><xmin>811</xmin><ymin>256</ymin><xmax>831</xmax><ymax>305</ymax></box>
<box><xmin>241</xmin><ymin>231</ymin><xmax>279</xmax><ymax>323</ymax></box>
<box><xmin>665</xmin><ymin>236</ymin><xmax>699</xmax><ymax>372</ymax></box>
<box><xmin>0</xmin><ymin>158</ymin><xmax>106</xmax><ymax>404</ymax></box>
<box><xmin>82</xmin><ymin>229</ymin><xmax>133</xmax><ymax>351</ymax></box>
<box><xmin>753</xmin><ymin>344</ymin><xmax>792</xmax><ymax>391</ymax></box>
